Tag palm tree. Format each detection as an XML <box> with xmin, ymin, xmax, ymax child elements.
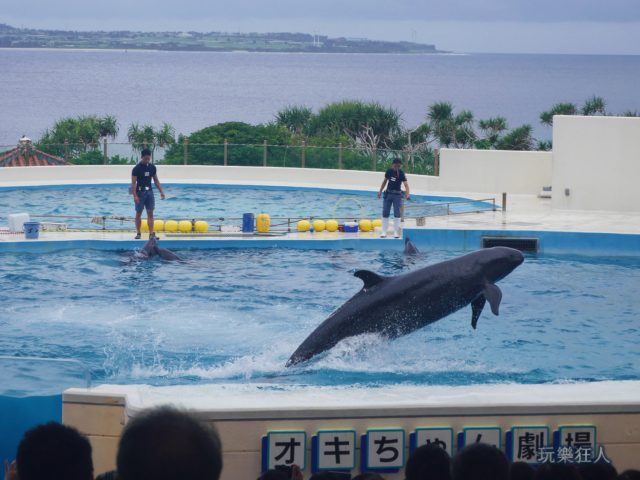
<box><xmin>97</xmin><ymin>115</ymin><xmax>119</xmax><ymax>140</ymax></box>
<box><xmin>275</xmin><ymin>105</ymin><xmax>313</xmax><ymax>135</ymax></box>
<box><xmin>540</xmin><ymin>103</ymin><xmax>578</xmax><ymax>126</ymax></box>
<box><xmin>427</xmin><ymin>102</ymin><xmax>476</xmax><ymax>148</ymax></box>
<box><xmin>581</xmin><ymin>95</ymin><xmax>606</xmax><ymax>116</ymax></box>
<box><xmin>155</xmin><ymin>122</ymin><xmax>176</xmax><ymax>148</ymax></box>
<box><xmin>495</xmin><ymin>125</ymin><xmax>534</xmax><ymax>151</ymax></box>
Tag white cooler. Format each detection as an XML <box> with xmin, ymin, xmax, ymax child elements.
<box><xmin>8</xmin><ymin>213</ymin><xmax>30</xmax><ymax>232</ymax></box>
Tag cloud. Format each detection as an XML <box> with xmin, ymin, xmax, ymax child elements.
<box><xmin>4</xmin><ymin>0</ymin><xmax>640</xmax><ymax>25</ymax></box>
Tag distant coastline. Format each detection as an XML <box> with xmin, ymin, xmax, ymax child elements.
<box><xmin>0</xmin><ymin>23</ymin><xmax>444</xmax><ymax>54</ymax></box>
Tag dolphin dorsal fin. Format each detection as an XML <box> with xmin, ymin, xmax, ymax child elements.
<box><xmin>354</xmin><ymin>270</ymin><xmax>385</xmax><ymax>289</ymax></box>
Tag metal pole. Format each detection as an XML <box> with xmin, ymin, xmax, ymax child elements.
<box><xmin>103</xmin><ymin>139</ymin><xmax>108</xmax><ymax>165</ymax></box>
<box><xmin>183</xmin><ymin>138</ymin><xmax>189</xmax><ymax>165</ymax></box>
<box><xmin>338</xmin><ymin>142</ymin><xmax>343</xmax><ymax>169</ymax></box>
<box><xmin>434</xmin><ymin>148</ymin><xmax>440</xmax><ymax>176</ymax></box>
<box><xmin>64</xmin><ymin>139</ymin><xmax>69</xmax><ymax>163</ymax></box>
<box><xmin>224</xmin><ymin>139</ymin><xmax>228</xmax><ymax>166</ymax></box>
<box><xmin>263</xmin><ymin>139</ymin><xmax>267</xmax><ymax>167</ymax></box>
<box><xmin>502</xmin><ymin>192</ymin><xmax>507</xmax><ymax>212</ymax></box>
<box><xmin>301</xmin><ymin>140</ymin><xmax>306</xmax><ymax>168</ymax></box>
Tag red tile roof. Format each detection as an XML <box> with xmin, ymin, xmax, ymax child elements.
<box><xmin>0</xmin><ymin>146</ymin><xmax>69</xmax><ymax>167</ymax></box>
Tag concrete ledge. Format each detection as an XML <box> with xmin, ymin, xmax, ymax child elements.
<box><xmin>63</xmin><ymin>381</ymin><xmax>640</xmax><ymax>478</ymax></box>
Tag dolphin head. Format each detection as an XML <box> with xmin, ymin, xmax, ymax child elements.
<box><xmin>140</xmin><ymin>236</ymin><xmax>157</xmax><ymax>256</ymax></box>
<box><xmin>477</xmin><ymin>246</ymin><xmax>524</xmax><ymax>282</ymax></box>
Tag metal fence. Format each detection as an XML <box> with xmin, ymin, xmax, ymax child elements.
<box><xmin>0</xmin><ymin>141</ymin><xmax>439</xmax><ymax>175</ymax></box>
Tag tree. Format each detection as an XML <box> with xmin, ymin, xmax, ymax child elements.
<box><xmin>581</xmin><ymin>95</ymin><xmax>606</xmax><ymax>116</ymax></box>
<box><xmin>540</xmin><ymin>103</ymin><xmax>578</xmax><ymax>126</ymax></box>
<box><xmin>275</xmin><ymin>105</ymin><xmax>313</xmax><ymax>135</ymax></box>
<box><xmin>127</xmin><ymin>122</ymin><xmax>176</xmax><ymax>154</ymax></box>
<box><xmin>310</xmin><ymin>100</ymin><xmax>402</xmax><ymax>149</ymax></box>
<box><xmin>163</xmin><ymin>121</ymin><xmax>291</xmax><ymax>165</ymax></box>
<box><xmin>426</xmin><ymin>102</ymin><xmax>476</xmax><ymax>148</ymax></box>
<box><xmin>96</xmin><ymin>114</ymin><xmax>119</xmax><ymax>140</ymax></box>
<box><xmin>37</xmin><ymin>114</ymin><xmax>119</xmax><ymax>159</ymax></box>
<box><xmin>495</xmin><ymin>125</ymin><xmax>534</xmax><ymax>151</ymax></box>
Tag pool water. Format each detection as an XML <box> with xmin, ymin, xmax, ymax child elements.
<box><xmin>1</xmin><ymin>247</ymin><xmax>639</xmax><ymax>395</ymax></box>
<box><xmin>0</xmin><ymin>186</ymin><xmax>489</xmax><ymax>230</ymax></box>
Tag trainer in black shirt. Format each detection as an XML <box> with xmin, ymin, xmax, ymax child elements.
<box><xmin>377</xmin><ymin>157</ymin><xmax>410</xmax><ymax>238</ymax></box>
<box><xmin>131</xmin><ymin>148</ymin><xmax>165</xmax><ymax>240</ymax></box>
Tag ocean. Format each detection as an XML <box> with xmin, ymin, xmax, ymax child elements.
<box><xmin>0</xmin><ymin>48</ymin><xmax>638</xmax><ymax>145</ymax></box>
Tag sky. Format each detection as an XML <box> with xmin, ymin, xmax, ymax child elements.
<box><xmin>2</xmin><ymin>0</ymin><xmax>640</xmax><ymax>54</ymax></box>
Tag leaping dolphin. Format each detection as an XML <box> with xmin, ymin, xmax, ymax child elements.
<box><xmin>286</xmin><ymin>246</ymin><xmax>524</xmax><ymax>366</ymax></box>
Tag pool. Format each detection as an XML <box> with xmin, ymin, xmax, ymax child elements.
<box><xmin>1</xmin><ymin>247</ymin><xmax>639</xmax><ymax>394</ymax></box>
<box><xmin>0</xmin><ymin>185</ymin><xmax>492</xmax><ymax>230</ymax></box>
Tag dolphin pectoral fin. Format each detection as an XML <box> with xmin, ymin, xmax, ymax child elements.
<box><xmin>471</xmin><ymin>296</ymin><xmax>485</xmax><ymax>329</ymax></box>
<box><xmin>483</xmin><ymin>283</ymin><xmax>502</xmax><ymax>315</ymax></box>
<box><xmin>354</xmin><ymin>270</ymin><xmax>385</xmax><ymax>289</ymax></box>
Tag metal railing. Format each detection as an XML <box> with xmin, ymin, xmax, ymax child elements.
<box><xmin>17</xmin><ymin>197</ymin><xmax>498</xmax><ymax>234</ymax></box>
<box><xmin>0</xmin><ymin>141</ymin><xmax>438</xmax><ymax>175</ymax></box>
<box><xmin>402</xmin><ymin>198</ymin><xmax>497</xmax><ymax>222</ymax></box>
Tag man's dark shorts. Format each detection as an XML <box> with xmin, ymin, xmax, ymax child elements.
<box><xmin>135</xmin><ymin>190</ymin><xmax>155</xmax><ymax>213</ymax></box>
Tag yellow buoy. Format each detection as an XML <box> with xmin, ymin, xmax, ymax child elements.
<box><xmin>141</xmin><ymin>219</ymin><xmax>149</xmax><ymax>232</ymax></box>
<box><xmin>359</xmin><ymin>219</ymin><xmax>372</xmax><ymax>232</ymax></box>
<box><xmin>256</xmin><ymin>213</ymin><xmax>270</xmax><ymax>233</ymax></box>
<box><xmin>164</xmin><ymin>220</ymin><xmax>178</xmax><ymax>233</ymax></box>
<box><xmin>154</xmin><ymin>219</ymin><xmax>165</xmax><ymax>232</ymax></box>
<box><xmin>325</xmin><ymin>219</ymin><xmax>339</xmax><ymax>232</ymax></box>
<box><xmin>372</xmin><ymin>219</ymin><xmax>383</xmax><ymax>228</ymax></box>
<box><xmin>194</xmin><ymin>220</ymin><xmax>208</xmax><ymax>233</ymax></box>
<box><xmin>297</xmin><ymin>220</ymin><xmax>311</xmax><ymax>232</ymax></box>
<box><xmin>313</xmin><ymin>219</ymin><xmax>326</xmax><ymax>232</ymax></box>
<box><xmin>178</xmin><ymin>220</ymin><xmax>192</xmax><ymax>233</ymax></box>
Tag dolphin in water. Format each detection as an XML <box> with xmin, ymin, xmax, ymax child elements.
<box><xmin>133</xmin><ymin>235</ymin><xmax>182</xmax><ymax>262</ymax></box>
<box><xmin>286</xmin><ymin>246</ymin><xmax>524</xmax><ymax>366</ymax></box>
<box><xmin>404</xmin><ymin>237</ymin><xmax>420</xmax><ymax>255</ymax></box>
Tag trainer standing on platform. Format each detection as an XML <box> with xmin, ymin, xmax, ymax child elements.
<box><xmin>131</xmin><ymin>148</ymin><xmax>165</xmax><ymax>240</ymax></box>
<box><xmin>377</xmin><ymin>157</ymin><xmax>410</xmax><ymax>238</ymax></box>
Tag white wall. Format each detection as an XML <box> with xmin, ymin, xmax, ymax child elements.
<box><xmin>437</xmin><ymin>149</ymin><xmax>553</xmax><ymax>195</ymax></box>
<box><xmin>0</xmin><ymin>152</ymin><xmax>552</xmax><ymax>198</ymax></box>
<box><xmin>552</xmin><ymin>115</ymin><xmax>640</xmax><ymax>212</ymax></box>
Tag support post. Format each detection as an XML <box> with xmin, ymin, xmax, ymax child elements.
<box><xmin>183</xmin><ymin>138</ymin><xmax>189</xmax><ymax>165</ymax></box>
<box><xmin>64</xmin><ymin>139</ymin><xmax>69</xmax><ymax>163</ymax></box>
<box><xmin>338</xmin><ymin>142</ymin><xmax>343</xmax><ymax>169</ymax></box>
<box><xmin>301</xmin><ymin>140</ymin><xmax>306</xmax><ymax>168</ymax></box>
<box><xmin>224</xmin><ymin>138</ymin><xmax>228</xmax><ymax>166</ymax></box>
<box><xmin>502</xmin><ymin>192</ymin><xmax>507</xmax><ymax>212</ymax></box>
<box><xmin>434</xmin><ymin>148</ymin><xmax>440</xmax><ymax>176</ymax></box>
<box><xmin>263</xmin><ymin>139</ymin><xmax>267</xmax><ymax>167</ymax></box>
<box><xmin>103</xmin><ymin>139</ymin><xmax>108</xmax><ymax>165</ymax></box>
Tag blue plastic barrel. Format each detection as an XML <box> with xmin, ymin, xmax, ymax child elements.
<box><xmin>23</xmin><ymin>222</ymin><xmax>40</xmax><ymax>239</ymax></box>
<box><xmin>242</xmin><ymin>213</ymin><xmax>254</xmax><ymax>233</ymax></box>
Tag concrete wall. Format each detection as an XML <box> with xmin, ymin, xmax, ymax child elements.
<box><xmin>552</xmin><ymin>115</ymin><xmax>640</xmax><ymax>212</ymax></box>
<box><xmin>438</xmin><ymin>149</ymin><xmax>553</xmax><ymax>195</ymax></box>
<box><xmin>63</xmin><ymin>382</ymin><xmax>640</xmax><ymax>480</ymax></box>
<box><xmin>0</xmin><ymin>152</ymin><xmax>551</xmax><ymax>198</ymax></box>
